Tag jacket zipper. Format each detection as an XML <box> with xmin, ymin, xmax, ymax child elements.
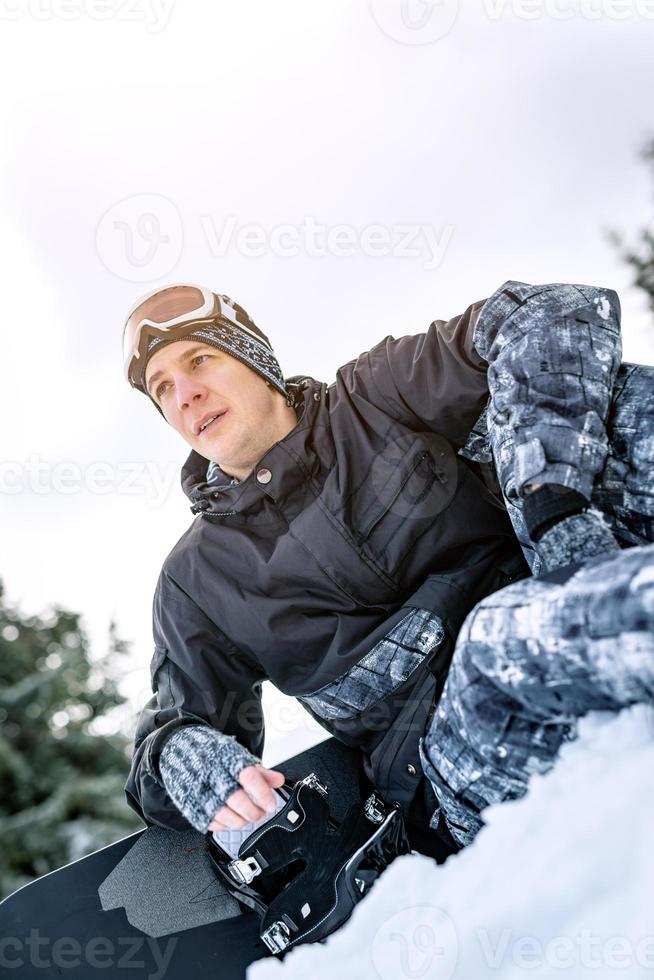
<box><xmin>360</xmin><ymin>450</ymin><xmax>439</xmax><ymax>542</ymax></box>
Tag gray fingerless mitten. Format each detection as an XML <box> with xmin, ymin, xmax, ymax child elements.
<box><xmin>159</xmin><ymin>724</ymin><xmax>260</xmax><ymax>833</ymax></box>
<box><xmin>535</xmin><ymin>509</ymin><xmax>619</xmax><ymax>573</ymax></box>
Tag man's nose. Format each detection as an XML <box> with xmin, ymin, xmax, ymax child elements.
<box><xmin>175</xmin><ymin>374</ymin><xmax>206</xmax><ymax>411</ymax></box>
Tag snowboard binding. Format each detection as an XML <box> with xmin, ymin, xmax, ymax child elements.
<box><xmin>207</xmin><ymin>771</ymin><xmax>410</xmax><ymax>955</ymax></box>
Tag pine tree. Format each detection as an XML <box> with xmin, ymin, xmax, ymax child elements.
<box><xmin>0</xmin><ymin>580</ymin><xmax>142</xmax><ymax>899</ymax></box>
<box><xmin>609</xmin><ymin>138</ymin><xmax>654</xmax><ymax>314</ymax></box>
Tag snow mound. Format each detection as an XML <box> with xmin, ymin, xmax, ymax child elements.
<box><xmin>250</xmin><ymin>705</ymin><xmax>654</xmax><ymax>980</ymax></box>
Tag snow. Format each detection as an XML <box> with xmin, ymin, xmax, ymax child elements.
<box><xmin>249</xmin><ymin>705</ymin><xmax>654</xmax><ymax>980</ymax></box>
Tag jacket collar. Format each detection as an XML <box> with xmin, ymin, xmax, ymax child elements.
<box><xmin>180</xmin><ymin>376</ymin><xmax>321</xmax><ymax>515</ymax></box>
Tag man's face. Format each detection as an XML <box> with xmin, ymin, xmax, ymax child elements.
<box><xmin>144</xmin><ymin>339</ymin><xmax>288</xmax><ymax>479</ymax></box>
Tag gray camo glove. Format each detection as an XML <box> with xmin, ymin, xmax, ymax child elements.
<box><xmin>522</xmin><ymin>484</ymin><xmax>619</xmax><ymax>573</ymax></box>
<box><xmin>159</xmin><ymin>724</ymin><xmax>260</xmax><ymax>833</ymax></box>
<box><xmin>535</xmin><ymin>510</ymin><xmax>619</xmax><ymax>573</ymax></box>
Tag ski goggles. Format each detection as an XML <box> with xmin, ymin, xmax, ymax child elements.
<box><xmin>122</xmin><ymin>283</ymin><xmax>274</xmax><ymax>391</ymax></box>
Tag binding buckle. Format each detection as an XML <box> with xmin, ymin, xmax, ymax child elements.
<box><xmin>228</xmin><ymin>855</ymin><xmax>262</xmax><ymax>885</ymax></box>
<box><xmin>363</xmin><ymin>793</ymin><xmax>386</xmax><ymax>825</ymax></box>
<box><xmin>261</xmin><ymin>920</ymin><xmax>292</xmax><ymax>954</ymax></box>
<box><xmin>302</xmin><ymin>772</ymin><xmax>328</xmax><ymax>797</ymax></box>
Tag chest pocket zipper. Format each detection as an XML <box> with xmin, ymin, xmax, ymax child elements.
<box><xmin>358</xmin><ymin>450</ymin><xmax>442</xmax><ymax>543</ymax></box>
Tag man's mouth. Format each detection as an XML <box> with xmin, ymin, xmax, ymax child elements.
<box><xmin>197</xmin><ymin>411</ymin><xmax>227</xmax><ymax>436</ymax></box>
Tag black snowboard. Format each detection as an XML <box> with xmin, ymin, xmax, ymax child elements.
<box><xmin>0</xmin><ymin>738</ymin><xmax>371</xmax><ymax>980</ymax></box>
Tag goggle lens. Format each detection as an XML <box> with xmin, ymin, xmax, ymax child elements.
<box><xmin>123</xmin><ymin>285</ymin><xmax>214</xmax><ymax>386</ymax></box>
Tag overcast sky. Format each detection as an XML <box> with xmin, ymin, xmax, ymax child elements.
<box><xmin>1</xmin><ymin>0</ymin><xmax>653</xmax><ymax>756</ymax></box>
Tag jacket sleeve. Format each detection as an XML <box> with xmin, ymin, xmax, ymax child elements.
<box><xmin>470</xmin><ymin>280</ymin><xmax>623</xmax><ymax>503</ymax></box>
<box><xmin>341</xmin><ymin>299</ymin><xmax>490</xmax><ymax>450</ymax></box>
<box><xmin>124</xmin><ymin>569</ymin><xmax>267</xmax><ymax>831</ymax></box>
<box><xmin>342</xmin><ymin>281</ymin><xmax>622</xmax><ymax>504</ymax></box>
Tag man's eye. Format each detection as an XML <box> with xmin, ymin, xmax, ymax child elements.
<box><xmin>154</xmin><ymin>356</ymin><xmax>209</xmax><ymax>399</ymax></box>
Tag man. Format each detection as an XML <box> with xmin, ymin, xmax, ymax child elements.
<box><xmin>123</xmin><ymin>281</ymin><xmax>654</xmax><ymax>857</ymax></box>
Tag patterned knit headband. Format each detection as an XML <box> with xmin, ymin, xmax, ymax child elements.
<box><xmin>144</xmin><ymin>321</ymin><xmax>288</xmax><ymax>404</ymax></box>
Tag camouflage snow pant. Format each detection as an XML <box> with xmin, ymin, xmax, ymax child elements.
<box><xmin>419</xmin><ymin>281</ymin><xmax>654</xmax><ymax>848</ymax></box>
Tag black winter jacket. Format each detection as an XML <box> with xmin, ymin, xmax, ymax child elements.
<box><xmin>125</xmin><ymin>299</ymin><xmax>531</xmax><ymax>833</ymax></box>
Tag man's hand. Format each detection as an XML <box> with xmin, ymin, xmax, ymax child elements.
<box><xmin>208</xmin><ymin>764</ymin><xmax>285</xmax><ymax>831</ymax></box>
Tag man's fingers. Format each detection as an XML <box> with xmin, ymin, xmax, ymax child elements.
<box><xmin>239</xmin><ymin>765</ymin><xmax>285</xmax><ymax>812</ymax></box>
<box><xmin>225</xmin><ymin>787</ymin><xmax>267</xmax><ymax>824</ymax></box>
<box><xmin>260</xmin><ymin>767</ymin><xmax>286</xmax><ymax>787</ymax></box>
<box><xmin>208</xmin><ymin>796</ymin><xmax>261</xmax><ymax>831</ymax></box>
<box><xmin>207</xmin><ymin>766</ymin><xmax>286</xmax><ymax>832</ymax></box>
